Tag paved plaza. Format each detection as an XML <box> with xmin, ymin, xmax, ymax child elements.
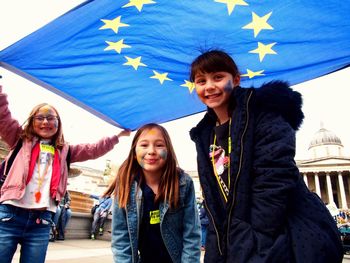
<box><xmin>12</xmin><ymin>239</ymin><xmax>205</xmax><ymax>263</ymax></box>
<box><xmin>11</xmin><ymin>240</ymin><xmax>349</xmax><ymax>263</ymax></box>
<box><xmin>13</xmin><ymin>239</ymin><xmax>113</xmax><ymax>263</ymax></box>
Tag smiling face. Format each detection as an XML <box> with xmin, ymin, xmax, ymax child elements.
<box><xmin>135</xmin><ymin>128</ymin><xmax>167</xmax><ymax>179</ymax></box>
<box><xmin>32</xmin><ymin>105</ymin><xmax>59</xmax><ymax>140</ymax></box>
<box><xmin>190</xmin><ymin>50</ymin><xmax>241</xmax><ymax>121</ymax></box>
<box><xmin>194</xmin><ymin>71</ymin><xmax>240</xmax><ymax>113</ymax></box>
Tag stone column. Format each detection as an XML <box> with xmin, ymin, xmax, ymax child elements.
<box><xmin>303</xmin><ymin>173</ymin><xmax>308</xmax><ymax>187</ymax></box>
<box><xmin>314</xmin><ymin>173</ymin><xmax>321</xmax><ymax>197</ymax></box>
<box><xmin>338</xmin><ymin>171</ymin><xmax>348</xmax><ymax>209</ymax></box>
<box><xmin>326</xmin><ymin>172</ymin><xmax>334</xmax><ymax>204</ymax></box>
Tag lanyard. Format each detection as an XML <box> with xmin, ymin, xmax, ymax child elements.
<box><xmin>211</xmin><ymin>118</ymin><xmax>232</xmax><ymax>203</ymax></box>
<box><xmin>35</xmin><ymin>151</ymin><xmax>53</xmax><ymax>203</ymax></box>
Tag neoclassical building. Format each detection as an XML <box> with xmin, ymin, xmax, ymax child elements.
<box><xmin>297</xmin><ymin>126</ymin><xmax>350</xmax><ymax>209</ymax></box>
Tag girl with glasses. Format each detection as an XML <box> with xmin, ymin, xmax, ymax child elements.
<box><xmin>0</xmin><ymin>85</ymin><xmax>130</xmax><ymax>263</ymax></box>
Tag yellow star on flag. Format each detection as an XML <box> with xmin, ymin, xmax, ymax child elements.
<box><xmin>181</xmin><ymin>80</ymin><xmax>195</xmax><ymax>93</ymax></box>
<box><xmin>104</xmin><ymin>40</ymin><xmax>131</xmax><ymax>54</ymax></box>
<box><xmin>214</xmin><ymin>0</ymin><xmax>248</xmax><ymax>15</ymax></box>
<box><xmin>241</xmin><ymin>69</ymin><xmax>265</xmax><ymax>79</ymax></box>
<box><xmin>150</xmin><ymin>70</ymin><xmax>172</xmax><ymax>84</ymax></box>
<box><xmin>122</xmin><ymin>0</ymin><xmax>156</xmax><ymax>12</ymax></box>
<box><xmin>249</xmin><ymin>42</ymin><xmax>277</xmax><ymax>62</ymax></box>
<box><xmin>123</xmin><ymin>56</ymin><xmax>147</xmax><ymax>70</ymax></box>
<box><xmin>242</xmin><ymin>12</ymin><xmax>273</xmax><ymax>37</ymax></box>
<box><xmin>99</xmin><ymin>16</ymin><xmax>129</xmax><ymax>34</ymax></box>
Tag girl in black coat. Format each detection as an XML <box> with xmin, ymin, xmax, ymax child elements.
<box><xmin>189</xmin><ymin>49</ymin><xmax>343</xmax><ymax>263</ymax></box>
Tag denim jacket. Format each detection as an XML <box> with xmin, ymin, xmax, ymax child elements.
<box><xmin>111</xmin><ymin>171</ymin><xmax>201</xmax><ymax>263</ymax></box>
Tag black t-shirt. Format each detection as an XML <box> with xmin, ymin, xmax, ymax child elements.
<box><xmin>210</xmin><ymin>120</ymin><xmax>230</xmax><ymax>204</ymax></box>
<box><xmin>138</xmin><ymin>183</ymin><xmax>172</xmax><ymax>263</ymax></box>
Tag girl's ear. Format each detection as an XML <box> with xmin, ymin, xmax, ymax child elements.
<box><xmin>233</xmin><ymin>74</ymin><xmax>241</xmax><ymax>87</ymax></box>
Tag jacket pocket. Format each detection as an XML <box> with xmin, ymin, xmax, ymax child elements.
<box><xmin>0</xmin><ymin>204</ymin><xmax>15</xmax><ymax>222</ymax></box>
<box><xmin>38</xmin><ymin>211</ymin><xmax>54</xmax><ymax>226</ymax></box>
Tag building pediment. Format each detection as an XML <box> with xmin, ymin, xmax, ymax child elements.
<box><xmin>297</xmin><ymin>157</ymin><xmax>350</xmax><ymax>166</ymax></box>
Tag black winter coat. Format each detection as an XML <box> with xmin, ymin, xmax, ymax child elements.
<box><xmin>190</xmin><ymin>81</ymin><xmax>343</xmax><ymax>263</ymax></box>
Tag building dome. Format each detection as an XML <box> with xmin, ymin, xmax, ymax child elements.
<box><xmin>308</xmin><ymin>127</ymin><xmax>343</xmax><ymax>150</ymax></box>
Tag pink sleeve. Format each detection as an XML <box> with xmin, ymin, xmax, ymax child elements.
<box><xmin>0</xmin><ymin>86</ymin><xmax>23</xmax><ymax>148</ymax></box>
<box><xmin>68</xmin><ymin>135</ymin><xmax>119</xmax><ymax>163</ymax></box>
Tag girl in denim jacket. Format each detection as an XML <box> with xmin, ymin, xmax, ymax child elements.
<box><xmin>0</xmin><ymin>85</ymin><xmax>130</xmax><ymax>263</ymax></box>
<box><xmin>105</xmin><ymin>123</ymin><xmax>201</xmax><ymax>263</ymax></box>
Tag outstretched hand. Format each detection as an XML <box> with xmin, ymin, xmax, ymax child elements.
<box><xmin>117</xmin><ymin>129</ymin><xmax>131</xmax><ymax>138</ymax></box>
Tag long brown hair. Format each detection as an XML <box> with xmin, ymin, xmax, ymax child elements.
<box><xmin>104</xmin><ymin>123</ymin><xmax>180</xmax><ymax>209</ymax></box>
<box><xmin>21</xmin><ymin>103</ymin><xmax>65</xmax><ymax>149</ymax></box>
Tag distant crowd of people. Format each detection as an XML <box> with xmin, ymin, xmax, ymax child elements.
<box><xmin>336</xmin><ymin>210</ymin><xmax>350</xmax><ymax>226</ymax></box>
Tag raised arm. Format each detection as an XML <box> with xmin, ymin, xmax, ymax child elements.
<box><xmin>69</xmin><ymin>129</ymin><xmax>130</xmax><ymax>163</ymax></box>
<box><xmin>0</xmin><ymin>85</ymin><xmax>23</xmax><ymax>147</ymax></box>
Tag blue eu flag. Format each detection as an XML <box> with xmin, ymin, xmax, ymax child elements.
<box><xmin>1</xmin><ymin>0</ymin><xmax>349</xmax><ymax>129</ymax></box>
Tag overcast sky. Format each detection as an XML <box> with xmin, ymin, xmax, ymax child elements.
<box><xmin>1</xmin><ymin>0</ymin><xmax>349</xmax><ymax>172</ymax></box>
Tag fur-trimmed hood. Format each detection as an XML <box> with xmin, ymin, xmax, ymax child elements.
<box><xmin>251</xmin><ymin>81</ymin><xmax>304</xmax><ymax>130</ymax></box>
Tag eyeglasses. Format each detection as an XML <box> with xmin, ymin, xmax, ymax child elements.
<box><xmin>33</xmin><ymin>115</ymin><xmax>58</xmax><ymax>123</ymax></box>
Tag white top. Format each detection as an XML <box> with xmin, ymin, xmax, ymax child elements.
<box><xmin>5</xmin><ymin>140</ymin><xmax>57</xmax><ymax>212</ymax></box>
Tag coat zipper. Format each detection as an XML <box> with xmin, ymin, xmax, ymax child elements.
<box><xmin>203</xmin><ymin>197</ymin><xmax>223</xmax><ymax>255</ymax></box>
<box><xmin>193</xmin><ymin>127</ymin><xmax>223</xmax><ymax>254</ymax></box>
<box><xmin>200</xmin><ymin>90</ymin><xmax>253</xmax><ymax>256</ymax></box>
<box><xmin>226</xmin><ymin>90</ymin><xmax>253</xmax><ymax>248</ymax></box>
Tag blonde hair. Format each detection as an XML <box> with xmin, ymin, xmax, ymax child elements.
<box><xmin>21</xmin><ymin>103</ymin><xmax>65</xmax><ymax>149</ymax></box>
<box><xmin>104</xmin><ymin>123</ymin><xmax>180</xmax><ymax>209</ymax></box>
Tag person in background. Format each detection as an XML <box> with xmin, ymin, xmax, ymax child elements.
<box><xmin>55</xmin><ymin>191</ymin><xmax>72</xmax><ymax>240</ymax></box>
<box><xmin>189</xmin><ymin>49</ymin><xmax>343</xmax><ymax>262</ymax></box>
<box><xmin>0</xmin><ymin>84</ymin><xmax>131</xmax><ymax>263</ymax></box>
<box><xmin>106</xmin><ymin>123</ymin><xmax>201</xmax><ymax>263</ymax></box>
<box><xmin>50</xmin><ymin>191</ymin><xmax>72</xmax><ymax>241</ymax></box>
<box><xmin>90</xmin><ymin>194</ymin><xmax>112</xmax><ymax>240</ymax></box>
<box><xmin>199</xmin><ymin>201</ymin><xmax>209</xmax><ymax>251</ymax></box>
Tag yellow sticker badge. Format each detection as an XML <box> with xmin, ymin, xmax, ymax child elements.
<box><xmin>40</xmin><ymin>144</ymin><xmax>55</xmax><ymax>155</ymax></box>
<box><xmin>149</xmin><ymin>209</ymin><xmax>160</xmax><ymax>224</ymax></box>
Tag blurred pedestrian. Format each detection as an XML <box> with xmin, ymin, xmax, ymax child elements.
<box><xmin>55</xmin><ymin>191</ymin><xmax>72</xmax><ymax>240</ymax></box>
<box><xmin>199</xmin><ymin>201</ymin><xmax>209</xmax><ymax>251</ymax></box>
<box><xmin>90</xmin><ymin>194</ymin><xmax>112</xmax><ymax>240</ymax></box>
